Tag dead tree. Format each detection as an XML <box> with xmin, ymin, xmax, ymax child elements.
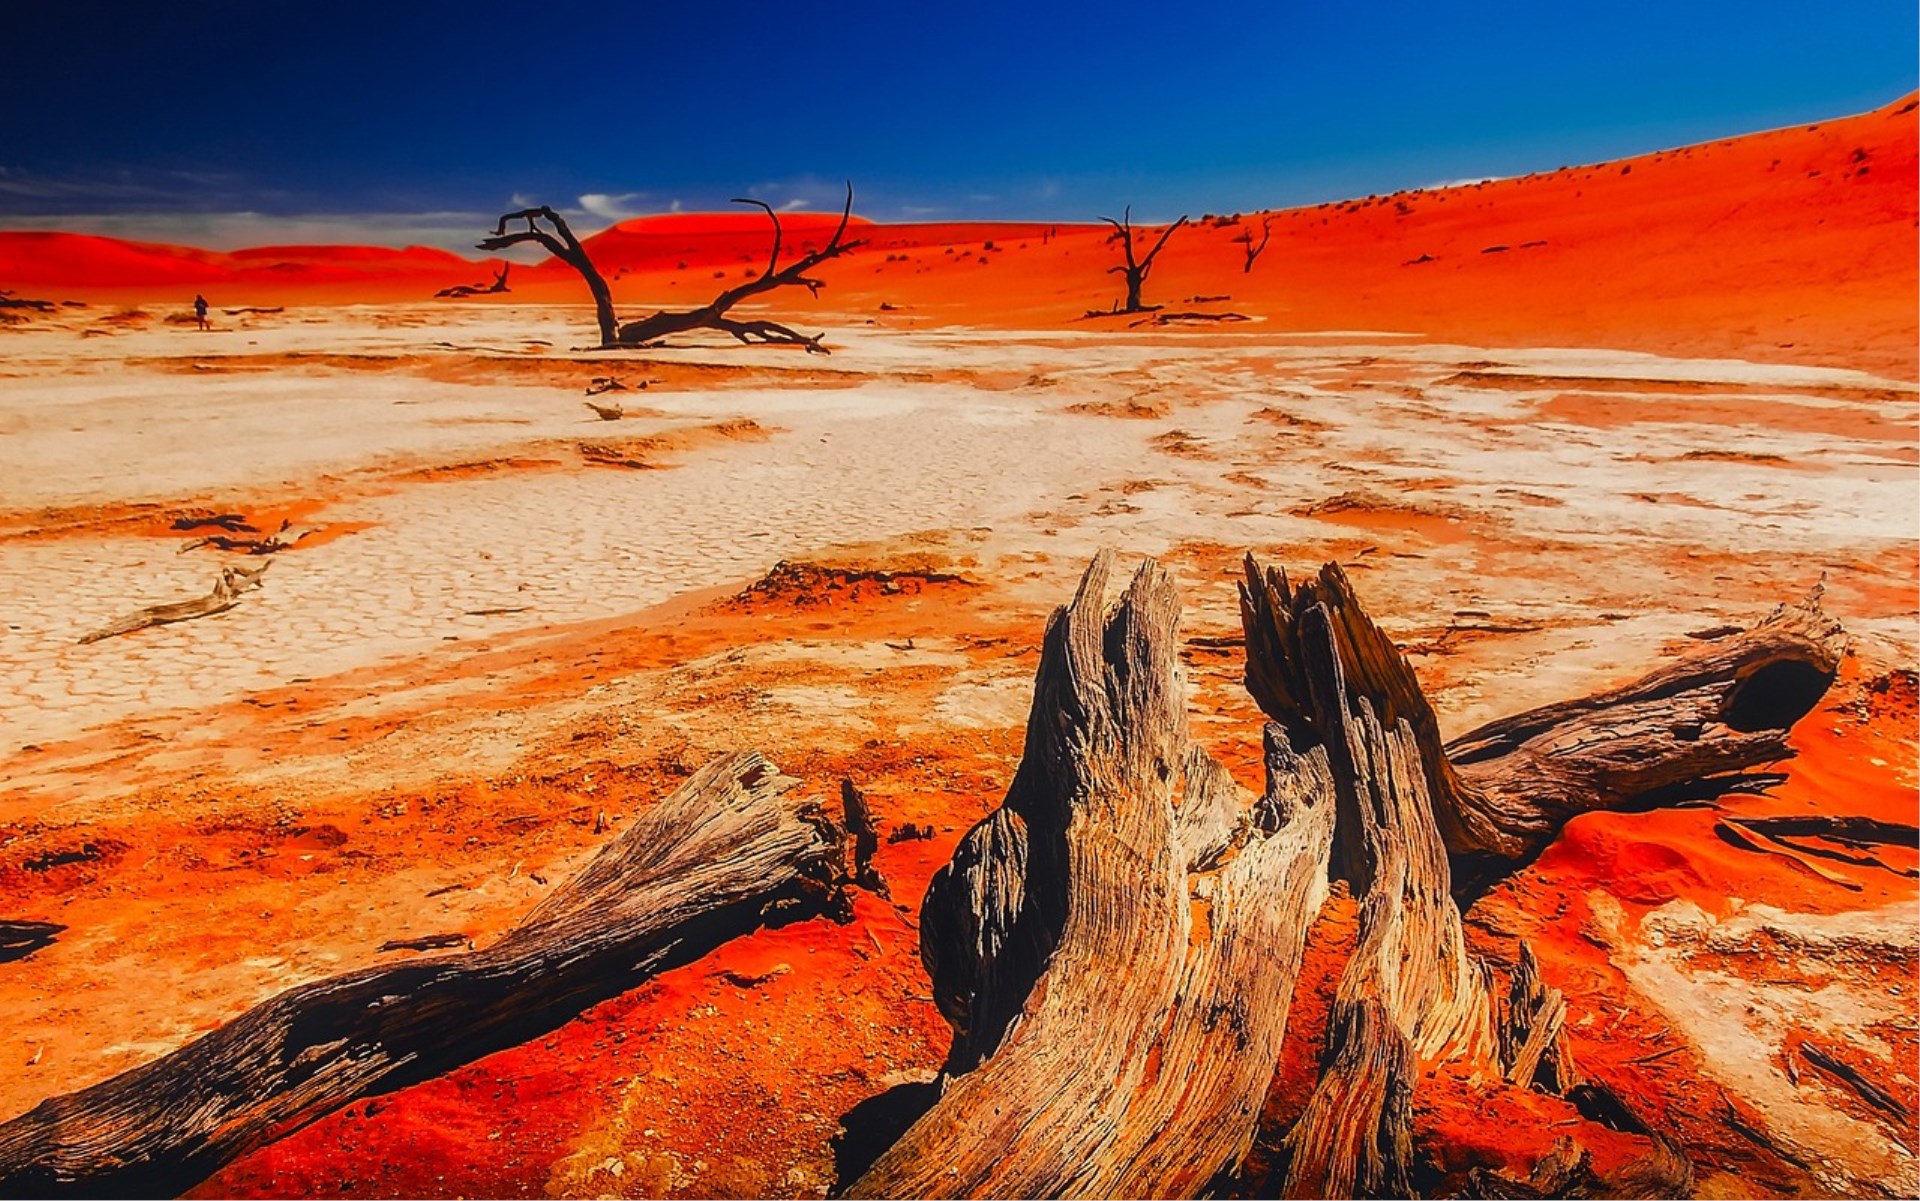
<box><xmin>1100</xmin><ymin>206</ymin><xmax>1189</xmax><ymax>313</ymax></box>
<box><xmin>612</xmin><ymin>186</ymin><xmax>864</xmax><ymax>353</ymax></box>
<box><xmin>1236</xmin><ymin>215</ymin><xmax>1273</xmax><ymax>273</ymax></box>
<box><xmin>480</xmin><ymin>186</ymin><xmax>864</xmax><ymax>353</ymax></box>
<box><xmin>847</xmin><ymin>552</ymin><xmax>1339</xmax><ymax>1197</ymax></box>
<box><xmin>434</xmin><ymin>261</ymin><xmax>511</xmax><ymax>299</ymax></box>
<box><xmin>478</xmin><ymin>208</ymin><xmax>618</xmax><ymax>344</ymax></box>
<box><xmin>0</xmin><ymin>752</ymin><xmax>852</xmax><ymax>1199</ymax></box>
<box><xmin>847</xmin><ymin>552</ymin><xmax>1841</xmax><ymax>1198</ymax></box>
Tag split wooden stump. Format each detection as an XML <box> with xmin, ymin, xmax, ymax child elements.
<box><xmin>849</xmin><ymin>551</ymin><xmax>1843</xmax><ymax>1199</ymax></box>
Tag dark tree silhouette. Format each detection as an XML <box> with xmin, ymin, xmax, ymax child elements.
<box><xmin>479</xmin><ymin>186</ymin><xmax>864</xmax><ymax>353</ymax></box>
<box><xmin>1101</xmin><ymin>206</ymin><xmax>1189</xmax><ymax>313</ymax></box>
<box><xmin>434</xmin><ymin>262</ymin><xmax>511</xmax><ymax>299</ymax></box>
<box><xmin>1235</xmin><ymin>215</ymin><xmax>1273</xmax><ymax>273</ymax></box>
<box><xmin>478</xmin><ymin>208</ymin><xmax>618</xmax><ymax>344</ymax></box>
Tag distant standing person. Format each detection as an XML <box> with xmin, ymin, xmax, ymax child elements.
<box><xmin>193</xmin><ymin>294</ymin><xmax>209</xmax><ymax>331</ymax></box>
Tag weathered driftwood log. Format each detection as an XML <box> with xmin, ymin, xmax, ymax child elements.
<box><xmin>76</xmin><ymin>562</ymin><xmax>270</xmax><ymax>644</ymax></box>
<box><xmin>0</xmin><ymin>752</ymin><xmax>846</xmax><ymax>1199</ymax></box>
<box><xmin>1239</xmin><ymin>559</ymin><xmax>1846</xmax><ymax>876</ymax></box>
<box><xmin>847</xmin><ymin>552</ymin><xmax>1339</xmax><ymax>1198</ymax></box>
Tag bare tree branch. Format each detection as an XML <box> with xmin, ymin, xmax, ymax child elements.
<box><xmin>1097</xmin><ymin>205</ymin><xmax>1189</xmax><ymax>313</ymax></box>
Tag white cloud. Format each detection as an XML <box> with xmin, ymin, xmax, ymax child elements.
<box><xmin>576</xmin><ymin>191</ymin><xmax>649</xmax><ymax>220</ymax></box>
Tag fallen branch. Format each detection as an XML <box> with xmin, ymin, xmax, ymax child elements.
<box><xmin>0</xmin><ymin>290</ymin><xmax>56</xmax><ymax>312</ymax></box>
<box><xmin>77</xmin><ymin>563</ymin><xmax>270</xmax><ymax>644</ymax></box>
<box><xmin>434</xmin><ymin>262</ymin><xmax>510</xmax><ymax>299</ymax></box>
<box><xmin>1130</xmin><ymin>310</ymin><xmax>1251</xmax><ymax>328</ymax></box>
<box><xmin>378</xmin><ymin>933</ymin><xmax>467</xmax><ymax>953</ymax></box>
<box><xmin>1239</xmin><ymin>559</ymin><xmax>1845</xmax><ymax>881</ymax></box>
<box><xmin>170</xmin><ymin>513</ymin><xmax>255</xmax><ymax>534</ymax></box>
<box><xmin>178</xmin><ymin>520</ymin><xmax>315</xmax><ymax>556</ymax></box>
<box><xmin>0</xmin><ymin>751</ymin><xmax>850</xmax><ymax>1197</ymax></box>
<box><xmin>1800</xmin><ymin>1041</ymin><xmax>1909</xmax><ymax>1127</ymax></box>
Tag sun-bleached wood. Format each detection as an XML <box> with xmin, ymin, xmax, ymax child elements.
<box><xmin>1240</xmin><ymin>558</ymin><xmax>1846</xmax><ymax>874</ymax></box>
<box><xmin>854</xmin><ymin>553</ymin><xmax>1839</xmax><ymax>1198</ymax></box>
<box><xmin>848</xmin><ymin>551</ymin><xmax>1338</xmax><ymax>1199</ymax></box>
<box><xmin>1237</xmin><ymin>580</ymin><xmax>1493</xmax><ymax>1198</ymax></box>
<box><xmin>0</xmin><ymin>752</ymin><xmax>844</xmax><ymax>1199</ymax></box>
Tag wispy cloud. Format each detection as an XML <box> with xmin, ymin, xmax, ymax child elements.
<box><xmin>576</xmin><ymin>191</ymin><xmax>650</xmax><ymax>220</ymax></box>
<box><xmin>0</xmin><ymin>209</ymin><xmax>499</xmax><ymax>253</ymax></box>
<box><xmin>0</xmin><ymin>164</ymin><xmax>254</xmax><ymax>211</ymax></box>
<box><xmin>741</xmin><ymin>175</ymin><xmax>852</xmax><ymax>212</ymax></box>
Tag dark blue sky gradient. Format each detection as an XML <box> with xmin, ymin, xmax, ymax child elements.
<box><xmin>1</xmin><ymin>1</ymin><xmax>1912</xmax><ymax>244</ymax></box>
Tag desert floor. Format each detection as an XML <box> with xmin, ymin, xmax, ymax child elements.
<box><xmin>1</xmin><ymin>301</ymin><xmax>1915</xmax><ymax>1198</ymax></box>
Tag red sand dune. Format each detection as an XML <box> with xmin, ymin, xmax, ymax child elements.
<box><xmin>3</xmin><ymin>94</ymin><xmax>1913</xmax><ymax>373</ymax></box>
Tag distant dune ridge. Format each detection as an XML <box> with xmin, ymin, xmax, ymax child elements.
<box><xmin>3</xmin><ymin>93</ymin><xmax>1913</xmax><ymax>375</ymax></box>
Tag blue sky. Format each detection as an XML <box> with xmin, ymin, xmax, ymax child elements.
<box><xmin>1</xmin><ymin>0</ymin><xmax>1912</xmax><ymax>248</ymax></box>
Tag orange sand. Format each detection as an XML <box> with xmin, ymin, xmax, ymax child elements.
<box><xmin>5</xmin><ymin>95</ymin><xmax>1913</xmax><ymax>376</ymax></box>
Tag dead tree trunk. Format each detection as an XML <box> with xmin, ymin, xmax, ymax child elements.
<box><xmin>477</xmin><ymin>207</ymin><xmax>618</xmax><ymax>345</ymax></box>
<box><xmin>1240</xmin><ymin>559</ymin><xmax>1846</xmax><ymax>883</ymax></box>
<box><xmin>847</xmin><ymin>551</ymin><xmax>1339</xmax><ymax>1198</ymax></box>
<box><xmin>848</xmin><ymin>552</ymin><xmax>1841</xmax><ymax>1199</ymax></box>
<box><xmin>1101</xmin><ymin>206</ymin><xmax>1189</xmax><ymax>313</ymax></box>
<box><xmin>1443</xmin><ymin>586</ymin><xmax>1846</xmax><ymax>867</ymax></box>
<box><xmin>1236</xmin><ymin>215</ymin><xmax>1273</xmax><ymax>273</ymax></box>
<box><xmin>0</xmin><ymin>752</ymin><xmax>848</xmax><ymax>1199</ymax></box>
